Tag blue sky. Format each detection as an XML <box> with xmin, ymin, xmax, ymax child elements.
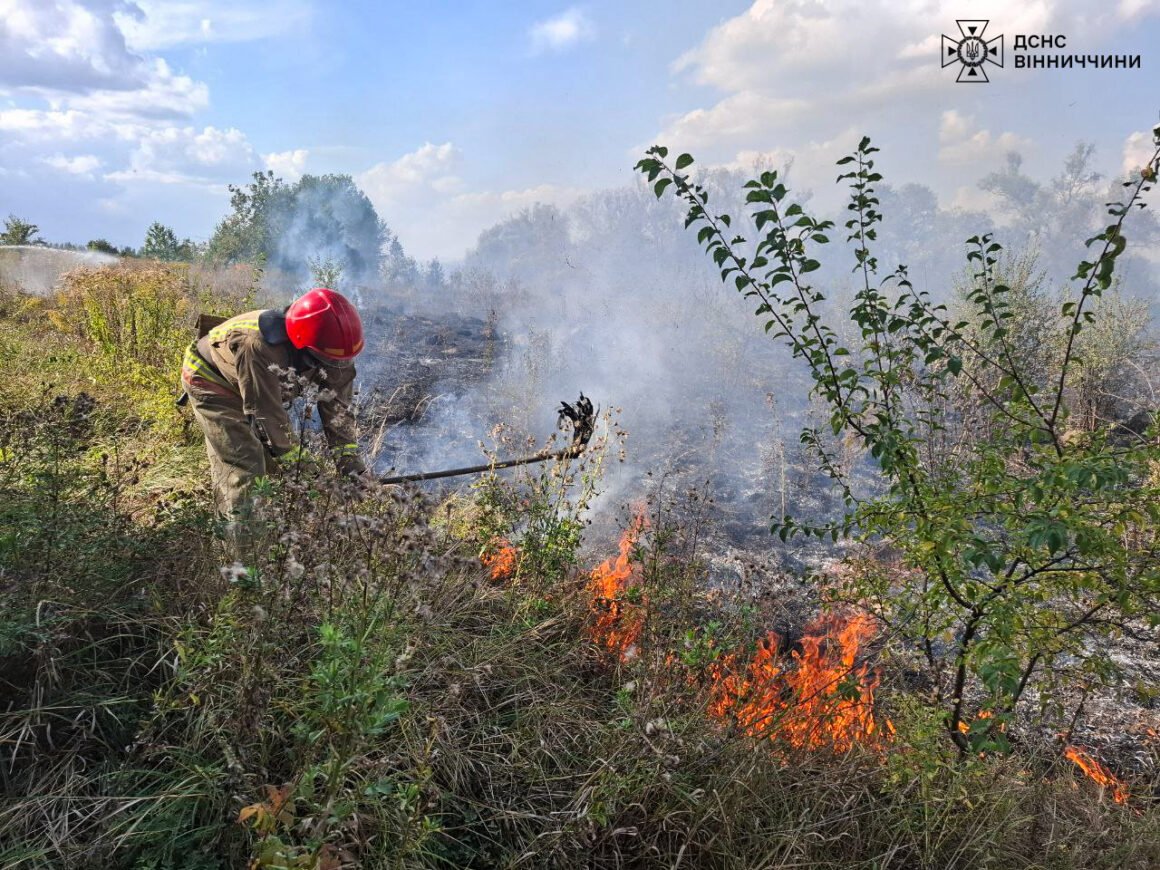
<box><xmin>2</xmin><ymin>1</ymin><xmax>1159</xmax><ymax>261</ymax></box>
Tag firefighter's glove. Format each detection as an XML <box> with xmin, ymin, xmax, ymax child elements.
<box><xmin>332</xmin><ymin>443</ymin><xmax>366</xmax><ymax>478</ymax></box>
<box><xmin>278</xmin><ymin>444</ymin><xmax>311</xmax><ymax>465</ymax></box>
<box><xmin>349</xmin><ymin>470</ymin><xmax>382</xmax><ymax>497</ymax></box>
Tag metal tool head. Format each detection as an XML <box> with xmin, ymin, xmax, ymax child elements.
<box><xmin>558</xmin><ymin>393</ymin><xmax>596</xmax><ymax>448</ymax></box>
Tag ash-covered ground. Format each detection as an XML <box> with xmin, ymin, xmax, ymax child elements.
<box><xmin>352</xmin><ymin>293</ymin><xmax>860</xmax><ymax>578</ymax></box>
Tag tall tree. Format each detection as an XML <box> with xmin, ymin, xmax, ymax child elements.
<box><xmin>1</xmin><ymin>216</ymin><xmax>41</xmax><ymax>245</ymax></box>
<box><xmin>466</xmin><ymin>204</ymin><xmax>570</xmax><ymax>286</ymax></box>
<box><xmin>86</xmin><ymin>239</ymin><xmax>120</xmax><ymax>256</ymax></box>
<box><xmin>205</xmin><ymin>170</ymin><xmax>292</xmax><ymax>266</ymax></box>
<box><xmin>423</xmin><ymin>257</ymin><xmax>446</xmax><ymax>290</ymax></box>
<box><xmin>206</xmin><ymin>171</ymin><xmax>387</xmax><ymax>288</ymax></box>
<box><xmin>383</xmin><ymin>235</ymin><xmax>420</xmax><ymax>289</ymax></box>
<box><xmin>277</xmin><ymin>174</ymin><xmax>386</xmax><ymax>287</ymax></box>
<box><xmin>142</xmin><ymin>222</ymin><xmax>181</xmax><ymax>261</ymax></box>
<box><xmin>979</xmin><ymin>142</ymin><xmax>1160</xmax><ymax>309</ymax></box>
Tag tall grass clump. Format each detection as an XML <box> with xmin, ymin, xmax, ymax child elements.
<box><xmin>47</xmin><ymin>261</ymin><xmax>259</xmax><ymax>431</ymax></box>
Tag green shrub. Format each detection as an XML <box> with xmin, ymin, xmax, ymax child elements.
<box><xmin>637</xmin><ymin>134</ymin><xmax>1160</xmax><ymax>753</ymax></box>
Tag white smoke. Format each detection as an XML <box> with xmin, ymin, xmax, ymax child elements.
<box><xmin>274</xmin><ymin>139</ymin><xmax>1160</xmax><ymax>561</ymax></box>
<box><xmin>0</xmin><ymin>245</ymin><xmax>116</xmax><ymax>295</ymax></box>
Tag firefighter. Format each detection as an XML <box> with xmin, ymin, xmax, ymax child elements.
<box><xmin>180</xmin><ymin>287</ymin><xmax>368</xmax><ymax>536</ymax></box>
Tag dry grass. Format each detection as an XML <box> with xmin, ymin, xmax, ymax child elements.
<box><xmin>0</xmin><ymin>277</ymin><xmax>1157</xmax><ymax>869</ymax></box>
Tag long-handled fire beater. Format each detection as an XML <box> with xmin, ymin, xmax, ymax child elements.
<box><xmin>377</xmin><ymin>394</ymin><xmax>595</xmax><ymax>485</ymax></box>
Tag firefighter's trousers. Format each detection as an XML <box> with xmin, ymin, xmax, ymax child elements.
<box><xmin>182</xmin><ymin>366</ymin><xmax>271</xmax><ymax>545</ymax></box>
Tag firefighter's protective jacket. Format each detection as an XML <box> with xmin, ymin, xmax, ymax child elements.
<box><xmin>185</xmin><ymin>309</ymin><xmax>365</xmax><ymax>474</ymax></box>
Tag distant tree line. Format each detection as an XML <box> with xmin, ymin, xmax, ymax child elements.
<box><xmin>1</xmin><ymin>213</ymin><xmax>196</xmax><ymax>261</ymax></box>
<box><xmin>11</xmin><ymin>140</ymin><xmax>1149</xmax><ymax>310</ymax></box>
<box><xmin>2</xmin><ymin>171</ymin><xmax>449</xmax><ymax>297</ymax></box>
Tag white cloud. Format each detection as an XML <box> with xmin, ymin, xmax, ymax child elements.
<box><xmin>357</xmin><ymin>142</ymin><xmax>462</xmax><ymax>206</ymax></box>
<box><xmin>264</xmin><ymin>148</ymin><xmax>309</xmax><ymax>181</ymax></box>
<box><xmin>529</xmin><ymin>7</ymin><xmax>595</xmax><ymax>53</ymax></box>
<box><xmin>0</xmin><ymin>1</ymin><xmax>210</xmax><ymax>134</ymax></box>
<box><xmin>938</xmin><ymin>109</ymin><xmax>972</xmax><ymax>143</ymax></box>
<box><xmin>654</xmin><ymin>66</ymin><xmax>951</xmax><ymax>160</ymax></box>
<box><xmin>717</xmin><ymin>148</ymin><xmax>795</xmax><ymax>174</ymax></box>
<box><xmin>655</xmin><ymin>91</ymin><xmax>813</xmax><ymax>154</ymax></box>
<box><xmin>356</xmin><ymin>142</ymin><xmax>584</xmax><ymax>260</ymax></box>
<box><xmin>673</xmin><ymin>0</ymin><xmax>857</xmax><ymax>89</ymax></box>
<box><xmin>672</xmin><ymin>0</ymin><xmax>1100</xmax><ymax>95</ymax></box>
<box><xmin>0</xmin><ymin>0</ymin><xmax>146</xmax><ymax>93</ymax></box>
<box><xmin>0</xmin><ymin>0</ymin><xmax>212</xmax><ymax>193</ymax></box>
<box><xmin>431</xmin><ymin>175</ymin><xmax>463</xmax><ymax>194</ymax></box>
<box><xmin>42</xmin><ymin>152</ymin><xmax>101</xmax><ymax>175</ymax></box>
<box><xmin>937</xmin><ymin>110</ymin><xmax>1032</xmax><ymax>166</ymax></box>
<box><xmin>1121</xmin><ymin>130</ymin><xmax>1158</xmax><ymax>176</ymax></box>
<box><xmin>660</xmin><ymin>0</ymin><xmax>1146</xmax><ymax>158</ymax></box>
<box><xmin>897</xmin><ymin>33</ymin><xmax>940</xmax><ymax>60</ymax></box>
<box><xmin>0</xmin><ymin>1</ymin><xmax>310</xmax><ymax>246</ymax></box>
<box><xmin>1117</xmin><ymin>0</ymin><xmax>1160</xmax><ymax>19</ymax></box>
<box><xmin>106</xmin><ymin>125</ymin><xmax>257</xmax><ymax>185</ymax></box>
<box><xmin>417</xmin><ymin>183</ymin><xmax>586</xmax><ymax>261</ymax></box>
<box><xmin>386</xmin><ymin>142</ymin><xmax>459</xmax><ymax>185</ymax></box>
<box><xmin>0</xmin><ymin>107</ymin><xmax>106</xmax><ymax>139</ymax></box>
<box><xmin>115</xmin><ymin>0</ymin><xmax>313</xmax><ymax>50</ymax></box>
<box><xmin>65</xmin><ymin>58</ymin><xmax>209</xmax><ymax>119</ymax></box>
<box><xmin>0</xmin><ymin>0</ymin><xmax>237</xmax><ymax>197</ymax></box>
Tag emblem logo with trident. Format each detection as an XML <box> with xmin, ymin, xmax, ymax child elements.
<box><xmin>942</xmin><ymin>20</ymin><xmax>1004</xmax><ymax>83</ymax></box>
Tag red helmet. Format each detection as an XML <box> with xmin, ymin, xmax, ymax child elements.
<box><xmin>285</xmin><ymin>288</ymin><xmax>364</xmax><ymax>361</ymax></box>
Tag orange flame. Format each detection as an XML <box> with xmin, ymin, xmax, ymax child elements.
<box><xmin>707</xmin><ymin>612</ymin><xmax>884</xmax><ymax>752</ymax></box>
<box><xmin>957</xmin><ymin>709</ymin><xmax>1001</xmax><ymax>735</ymax></box>
<box><xmin>481</xmin><ymin>538</ymin><xmax>518</xmax><ymax>582</ymax></box>
<box><xmin>1064</xmin><ymin>745</ymin><xmax>1129</xmax><ymax>804</ymax></box>
<box><xmin>588</xmin><ymin>514</ymin><xmax>647</xmax><ymax>661</ymax></box>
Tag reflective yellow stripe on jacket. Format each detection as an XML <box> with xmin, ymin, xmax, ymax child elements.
<box><xmin>208</xmin><ymin>318</ymin><xmax>260</xmax><ymax>342</ymax></box>
<box><xmin>182</xmin><ymin>342</ymin><xmax>231</xmax><ymax>388</ymax></box>
<box><xmin>185</xmin><ymin>316</ymin><xmax>261</xmax><ymax>391</ymax></box>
